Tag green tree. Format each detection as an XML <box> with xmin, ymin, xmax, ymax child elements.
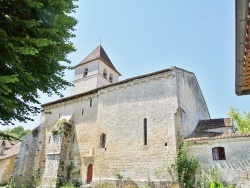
<box><xmin>3</xmin><ymin>126</ymin><xmax>31</xmax><ymax>140</ymax></box>
<box><xmin>0</xmin><ymin>0</ymin><xmax>78</xmax><ymax>126</ymax></box>
<box><xmin>228</xmin><ymin>107</ymin><xmax>250</xmax><ymax>133</ymax></box>
<box><xmin>0</xmin><ymin>131</ymin><xmax>20</xmax><ymax>141</ymax></box>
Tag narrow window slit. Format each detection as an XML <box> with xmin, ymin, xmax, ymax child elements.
<box><xmin>90</xmin><ymin>97</ymin><xmax>92</xmax><ymax>107</ymax></box>
<box><xmin>144</xmin><ymin>118</ymin><xmax>147</xmax><ymax>145</ymax></box>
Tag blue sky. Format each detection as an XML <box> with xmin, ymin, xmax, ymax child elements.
<box><xmin>3</xmin><ymin>0</ymin><xmax>250</xmax><ymax>130</ymax></box>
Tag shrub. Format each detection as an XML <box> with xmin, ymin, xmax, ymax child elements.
<box><xmin>197</xmin><ymin>166</ymin><xmax>236</xmax><ymax>188</ymax></box>
<box><xmin>60</xmin><ymin>179</ymin><xmax>81</xmax><ymax>188</ymax></box>
<box><xmin>171</xmin><ymin>143</ymin><xmax>199</xmax><ymax>188</ymax></box>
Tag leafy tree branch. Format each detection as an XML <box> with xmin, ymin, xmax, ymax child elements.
<box><xmin>0</xmin><ymin>0</ymin><xmax>78</xmax><ymax>125</ymax></box>
<box><xmin>228</xmin><ymin>107</ymin><xmax>250</xmax><ymax>133</ymax></box>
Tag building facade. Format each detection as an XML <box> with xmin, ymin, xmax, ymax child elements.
<box><xmin>12</xmin><ymin>45</ymin><xmax>212</xmax><ymax>187</ymax></box>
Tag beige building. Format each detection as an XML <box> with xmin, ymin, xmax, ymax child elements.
<box><xmin>186</xmin><ymin>118</ymin><xmax>250</xmax><ymax>188</ymax></box>
<box><xmin>0</xmin><ymin>140</ymin><xmax>20</xmax><ymax>185</ymax></box>
<box><xmin>12</xmin><ymin>45</ymin><xmax>249</xmax><ymax>187</ymax></box>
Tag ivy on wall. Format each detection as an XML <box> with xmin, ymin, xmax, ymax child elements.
<box><xmin>51</xmin><ymin>119</ymin><xmax>71</xmax><ymax>136</ymax></box>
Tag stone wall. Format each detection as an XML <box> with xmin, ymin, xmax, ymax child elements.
<box><xmin>38</xmin><ymin>70</ymin><xmax>181</xmax><ymax>184</ymax></box>
<box><xmin>41</xmin><ymin>119</ymin><xmax>72</xmax><ymax>188</ymax></box>
<box><xmin>175</xmin><ymin>68</ymin><xmax>210</xmax><ymax>138</ymax></box>
<box><xmin>0</xmin><ymin>159</ymin><xmax>7</xmax><ymax>184</ymax></box>
<box><xmin>0</xmin><ymin>156</ymin><xmax>15</xmax><ymax>184</ymax></box>
<box><xmin>13</xmin><ymin>67</ymin><xmax>211</xmax><ymax>186</ymax></box>
<box><xmin>186</xmin><ymin>137</ymin><xmax>250</xmax><ymax>187</ymax></box>
<box><xmin>11</xmin><ymin>125</ymin><xmax>46</xmax><ymax>187</ymax></box>
<box><xmin>93</xmin><ymin>71</ymin><xmax>178</xmax><ymax>181</ymax></box>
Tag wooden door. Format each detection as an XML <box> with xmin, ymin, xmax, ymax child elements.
<box><xmin>87</xmin><ymin>164</ymin><xmax>93</xmax><ymax>183</ymax></box>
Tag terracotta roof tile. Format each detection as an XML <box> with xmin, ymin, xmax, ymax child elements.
<box><xmin>0</xmin><ymin>139</ymin><xmax>18</xmax><ymax>150</ymax></box>
<box><xmin>243</xmin><ymin>5</ymin><xmax>250</xmax><ymax>91</ymax></box>
<box><xmin>0</xmin><ymin>142</ymin><xmax>20</xmax><ymax>160</ymax></box>
<box><xmin>185</xmin><ymin>133</ymin><xmax>250</xmax><ymax>142</ymax></box>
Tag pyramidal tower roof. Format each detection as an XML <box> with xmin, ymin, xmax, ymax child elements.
<box><xmin>75</xmin><ymin>45</ymin><xmax>121</xmax><ymax>75</ymax></box>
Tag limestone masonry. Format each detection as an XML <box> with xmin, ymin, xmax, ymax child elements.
<box><xmin>12</xmin><ymin>45</ymin><xmax>250</xmax><ymax>187</ymax></box>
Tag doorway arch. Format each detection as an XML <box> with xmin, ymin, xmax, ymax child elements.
<box><xmin>87</xmin><ymin>164</ymin><xmax>93</xmax><ymax>183</ymax></box>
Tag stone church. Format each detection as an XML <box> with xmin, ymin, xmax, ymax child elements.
<box><xmin>11</xmin><ymin>45</ymin><xmax>250</xmax><ymax>187</ymax></box>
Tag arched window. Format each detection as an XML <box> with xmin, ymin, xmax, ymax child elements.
<box><xmin>84</xmin><ymin>68</ymin><xmax>88</xmax><ymax>77</ymax></box>
<box><xmin>109</xmin><ymin>73</ymin><xmax>113</xmax><ymax>83</ymax></box>
<box><xmin>100</xmin><ymin>133</ymin><xmax>106</xmax><ymax>148</ymax></box>
<box><xmin>103</xmin><ymin>69</ymin><xmax>107</xmax><ymax>79</ymax></box>
<box><xmin>212</xmin><ymin>147</ymin><xmax>226</xmax><ymax>160</ymax></box>
<box><xmin>89</xmin><ymin>97</ymin><xmax>92</xmax><ymax>107</ymax></box>
<box><xmin>144</xmin><ymin>118</ymin><xmax>147</xmax><ymax>145</ymax></box>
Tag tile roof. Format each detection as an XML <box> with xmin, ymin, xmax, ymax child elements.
<box><xmin>235</xmin><ymin>0</ymin><xmax>250</xmax><ymax>95</ymax></box>
<box><xmin>185</xmin><ymin>118</ymin><xmax>237</xmax><ymax>141</ymax></box>
<box><xmin>0</xmin><ymin>139</ymin><xmax>18</xmax><ymax>150</ymax></box>
<box><xmin>198</xmin><ymin>118</ymin><xmax>233</xmax><ymax>129</ymax></box>
<box><xmin>242</xmin><ymin>8</ymin><xmax>250</xmax><ymax>92</ymax></box>
<box><xmin>75</xmin><ymin>45</ymin><xmax>121</xmax><ymax>76</ymax></box>
<box><xmin>185</xmin><ymin>133</ymin><xmax>250</xmax><ymax>142</ymax></box>
<box><xmin>0</xmin><ymin>141</ymin><xmax>20</xmax><ymax>160</ymax></box>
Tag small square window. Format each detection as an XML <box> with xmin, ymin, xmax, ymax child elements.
<box><xmin>212</xmin><ymin>147</ymin><xmax>226</xmax><ymax>160</ymax></box>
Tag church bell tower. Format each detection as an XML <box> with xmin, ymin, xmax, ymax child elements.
<box><xmin>71</xmin><ymin>45</ymin><xmax>121</xmax><ymax>95</ymax></box>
